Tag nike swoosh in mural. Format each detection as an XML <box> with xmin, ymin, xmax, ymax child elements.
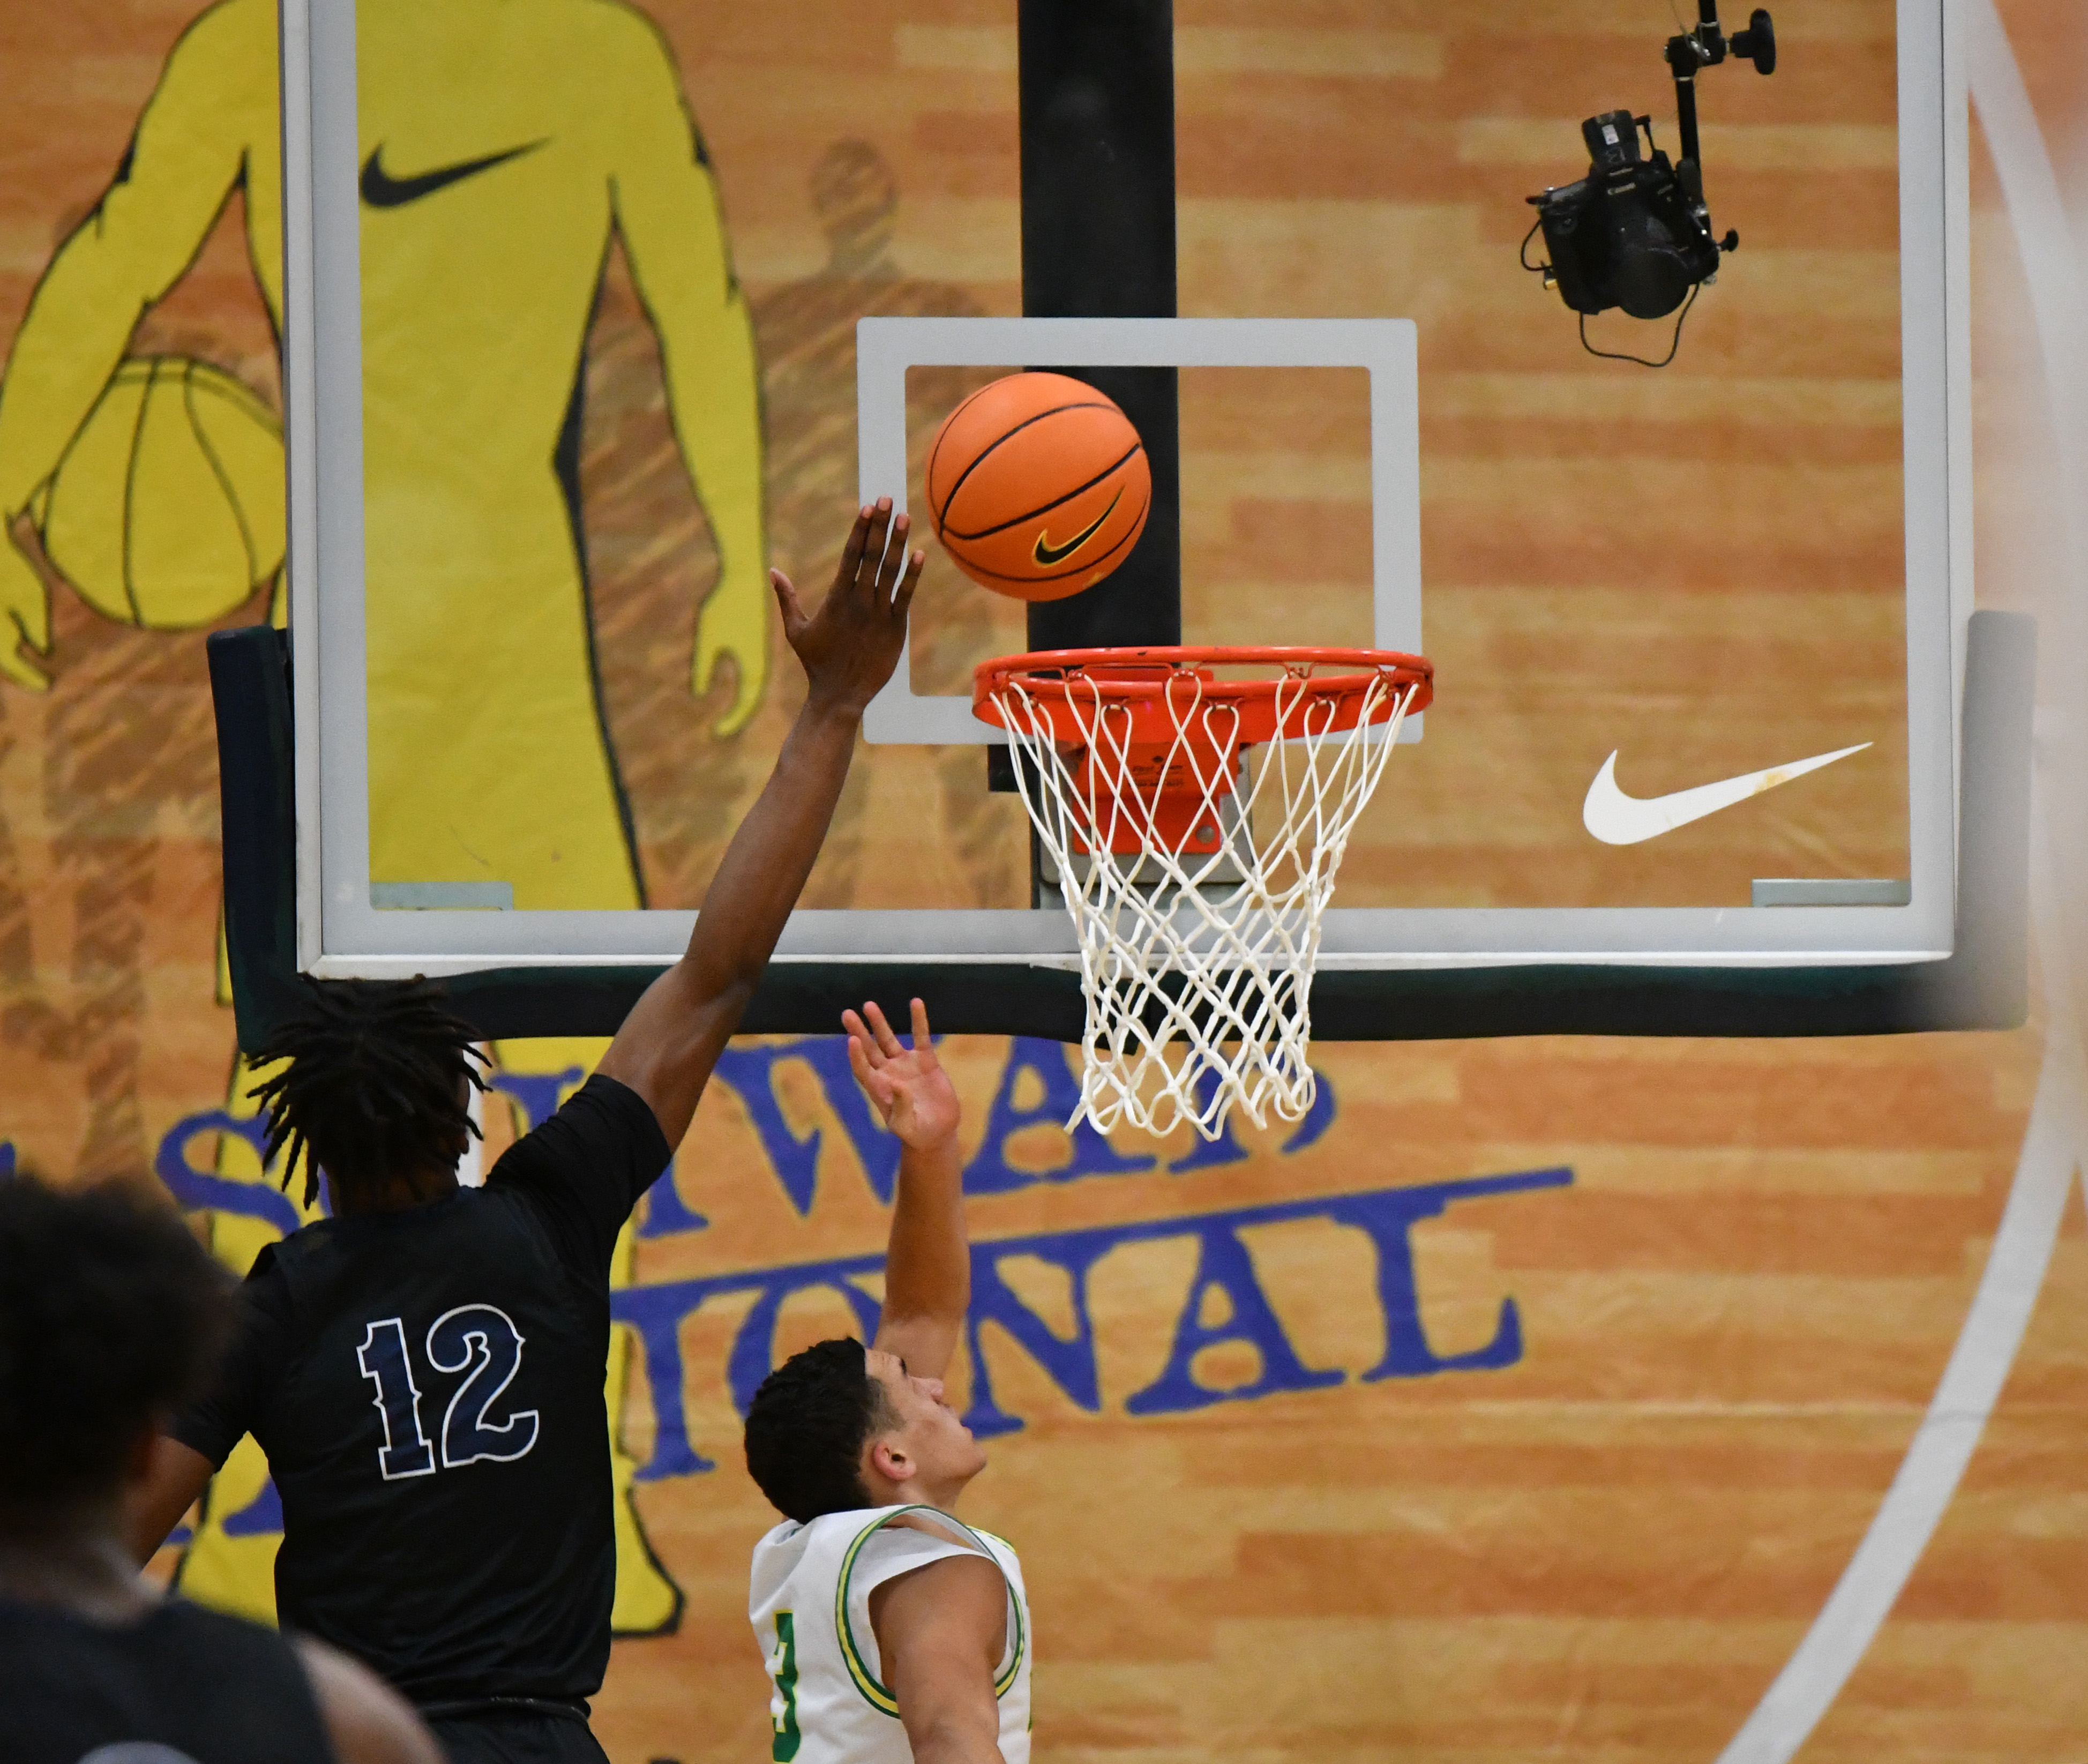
<box><xmin>360</xmin><ymin>140</ymin><xmax>548</xmax><ymax>208</ymax></box>
<box><xmin>1582</xmin><ymin>743</ymin><xmax>1872</xmax><ymax>846</ymax></box>
<box><xmin>1032</xmin><ymin>486</ymin><xmax>1124</xmax><ymax>568</ymax></box>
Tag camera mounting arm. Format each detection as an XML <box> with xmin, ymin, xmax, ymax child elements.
<box><xmin>1520</xmin><ymin>2</ymin><xmax>1777</xmax><ymax>360</ymax></box>
<box><xmin>1665</xmin><ymin>4</ymin><xmax>1777</xmax><ymax>175</ymax></box>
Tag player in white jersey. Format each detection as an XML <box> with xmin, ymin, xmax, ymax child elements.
<box><xmin>744</xmin><ymin>998</ymin><xmax>1030</xmax><ymax>1764</ymax></box>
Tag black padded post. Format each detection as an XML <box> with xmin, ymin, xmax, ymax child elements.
<box><xmin>208</xmin><ymin>625</ymin><xmax>305</xmax><ymax>1048</ymax></box>
<box><xmin>1018</xmin><ymin>0</ymin><xmax>1181</xmax><ymax>653</ymax></box>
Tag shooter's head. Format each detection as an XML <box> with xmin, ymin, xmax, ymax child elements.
<box><xmin>249</xmin><ymin>977</ymin><xmax>485</xmax><ymax>1210</ymax></box>
<box><xmin>744</xmin><ymin>1336</ymin><xmax>987</xmax><ymax>1523</ymax></box>
<box><xmin>0</xmin><ymin>1177</ymin><xmax>232</xmax><ymax>1533</ymax></box>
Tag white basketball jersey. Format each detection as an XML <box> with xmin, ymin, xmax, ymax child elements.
<box><xmin>749</xmin><ymin>1505</ymin><xmax>1031</xmax><ymax>1764</ymax></box>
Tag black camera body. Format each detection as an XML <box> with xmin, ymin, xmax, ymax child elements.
<box><xmin>1532</xmin><ymin>113</ymin><xmax>1722</xmax><ymax>320</ymax></box>
<box><xmin>1525</xmin><ymin>4</ymin><xmax>1775</xmax><ymax>353</ymax></box>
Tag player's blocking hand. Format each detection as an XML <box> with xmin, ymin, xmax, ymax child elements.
<box><xmin>844</xmin><ymin>998</ymin><xmax>959</xmax><ymax>1152</ymax></box>
<box><xmin>771</xmin><ymin>498</ymin><xmax>924</xmax><ymax>721</ymax></box>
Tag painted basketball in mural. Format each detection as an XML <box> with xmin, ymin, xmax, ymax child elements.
<box><xmin>35</xmin><ymin>356</ymin><xmax>283</xmax><ymax>629</ymax></box>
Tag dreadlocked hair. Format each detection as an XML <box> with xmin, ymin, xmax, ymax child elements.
<box><xmin>248</xmin><ymin>976</ymin><xmax>488</xmax><ymax>1208</ymax></box>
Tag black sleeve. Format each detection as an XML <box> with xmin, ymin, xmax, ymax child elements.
<box><xmin>488</xmin><ymin>1073</ymin><xmax>671</xmax><ymax>1284</ymax></box>
<box><xmin>167</xmin><ymin>1244</ymin><xmax>295</xmax><ymax>1468</ymax></box>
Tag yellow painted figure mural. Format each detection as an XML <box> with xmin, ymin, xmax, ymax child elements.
<box><xmin>0</xmin><ymin>0</ymin><xmax>768</xmax><ymax>1631</ymax></box>
<box><xmin>11</xmin><ymin>4</ymin><xmax>2088</xmax><ymax>1761</ymax></box>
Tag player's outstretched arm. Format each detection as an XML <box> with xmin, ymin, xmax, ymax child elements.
<box><xmin>597</xmin><ymin>503</ymin><xmax>923</xmax><ymax>1149</ymax></box>
<box><xmin>871</xmin><ymin>1553</ymin><xmax>1009</xmax><ymax>1764</ymax></box>
<box><xmin>851</xmin><ymin>999</ymin><xmax>968</xmax><ymax>1383</ymax></box>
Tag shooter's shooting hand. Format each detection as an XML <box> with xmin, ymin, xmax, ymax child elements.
<box><xmin>772</xmin><ymin>498</ymin><xmax>923</xmax><ymax>722</ymax></box>
<box><xmin>598</xmin><ymin>503</ymin><xmax>920</xmax><ymax>1153</ymax></box>
<box><xmin>845</xmin><ymin>998</ymin><xmax>959</xmax><ymax>1152</ymax></box>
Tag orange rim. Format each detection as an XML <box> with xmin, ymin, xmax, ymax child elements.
<box><xmin>974</xmin><ymin>645</ymin><xmax>1434</xmax><ymax>746</ymax></box>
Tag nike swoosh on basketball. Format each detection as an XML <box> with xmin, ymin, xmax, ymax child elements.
<box><xmin>1032</xmin><ymin>487</ymin><xmax>1124</xmax><ymax>568</ymax></box>
<box><xmin>1582</xmin><ymin>742</ymin><xmax>1872</xmax><ymax>846</ymax></box>
<box><xmin>360</xmin><ymin>140</ymin><xmax>547</xmax><ymax>208</ymax></box>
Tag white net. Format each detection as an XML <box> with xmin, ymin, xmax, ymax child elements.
<box><xmin>986</xmin><ymin>659</ymin><xmax>1422</xmax><ymax>1140</ymax></box>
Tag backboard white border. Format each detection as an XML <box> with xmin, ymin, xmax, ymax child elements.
<box><xmin>285</xmin><ymin>0</ymin><xmax>1959</xmax><ymax>977</ymax></box>
<box><xmin>856</xmin><ymin>316</ymin><xmax>1423</xmax><ymax>745</ymax></box>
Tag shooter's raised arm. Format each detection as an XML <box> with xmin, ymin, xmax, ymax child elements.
<box><xmin>850</xmin><ymin>998</ymin><xmax>969</xmax><ymax>1382</ymax></box>
<box><xmin>598</xmin><ymin>502</ymin><xmax>923</xmax><ymax>1148</ymax></box>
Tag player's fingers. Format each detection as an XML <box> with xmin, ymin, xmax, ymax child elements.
<box><xmin>874</xmin><ymin>512</ymin><xmax>911</xmax><ymax>597</ymax></box>
<box><xmin>833</xmin><ymin>506</ymin><xmax>872</xmax><ymax>592</ymax></box>
<box><xmin>770</xmin><ymin>568</ymin><xmax>809</xmax><ymax>636</ymax></box>
<box><xmin>862</xmin><ymin>999</ymin><xmax>907</xmax><ymax>1060</ymax></box>
<box><xmin>890</xmin><ymin>548</ymin><xmax>926</xmax><ymax>622</ymax></box>
<box><xmin>847</xmin><ymin>1036</ymin><xmax>899</xmax><ymax>1109</ymax></box>
<box><xmin>845</xmin><ymin>1028</ymin><xmax>879</xmax><ymax>1090</ymax></box>
<box><xmin>853</xmin><ymin>500</ymin><xmax>894</xmax><ymax>596</ymax></box>
<box><xmin>841</xmin><ymin>1007</ymin><xmax>881</xmax><ymax>1063</ymax></box>
<box><xmin>849</xmin><ymin>1037</ymin><xmax>897</xmax><ymax>1105</ymax></box>
<box><xmin>908</xmin><ymin>996</ymin><xmax>932</xmax><ymax>1049</ymax></box>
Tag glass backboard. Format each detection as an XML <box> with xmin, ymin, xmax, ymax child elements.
<box><xmin>283</xmin><ymin>0</ymin><xmax>1963</xmax><ymax>983</ymax></box>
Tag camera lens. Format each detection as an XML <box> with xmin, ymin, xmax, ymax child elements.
<box><xmin>1613</xmin><ymin>243</ymin><xmax>1693</xmax><ymax>319</ymax></box>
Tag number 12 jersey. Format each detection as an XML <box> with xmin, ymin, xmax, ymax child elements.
<box><xmin>171</xmin><ymin>1075</ymin><xmax>671</xmax><ymax>1709</ymax></box>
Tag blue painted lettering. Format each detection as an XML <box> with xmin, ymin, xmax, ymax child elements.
<box><xmin>154</xmin><ymin>1111</ymin><xmax>300</xmax><ymax>1237</ymax></box>
<box><xmin>1125</xmin><ymin>1221</ymin><xmax>1344</xmax><ymax>1415</ymax></box>
<box><xmin>487</xmin><ymin>1067</ymin><xmax>585</xmax><ymax>1132</ymax></box>
<box><xmin>964</xmin><ymin>1040</ymin><xmax>1156</xmax><ymax>1194</ymax></box>
<box><xmin>962</xmin><ymin>1235</ymin><xmax>1110</xmax><ymax>1439</ymax></box>
<box><xmin>609</xmin><ymin>1166</ymin><xmax>1571</xmax><ymax>1479</ymax></box>
<box><xmin>710</xmin><ymin>1039</ymin><xmax>901</xmax><ymax>1215</ymax></box>
<box><xmin>1164</xmin><ymin>1068</ymin><xmax>1251</xmax><ymax>1175</ymax></box>
<box><xmin>222</xmin><ymin>1474</ymin><xmax>284</xmax><ymax>1538</ymax></box>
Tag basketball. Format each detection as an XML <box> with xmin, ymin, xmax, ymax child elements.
<box><xmin>33</xmin><ymin>355</ymin><xmax>285</xmax><ymax>630</ymax></box>
<box><xmin>925</xmin><ymin>371</ymin><xmax>1150</xmax><ymax>602</ymax></box>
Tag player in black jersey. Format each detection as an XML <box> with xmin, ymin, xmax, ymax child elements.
<box><xmin>126</xmin><ymin>501</ymin><xmax>925</xmax><ymax>1764</ymax></box>
<box><xmin>0</xmin><ymin>1175</ymin><xmax>439</xmax><ymax>1764</ymax></box>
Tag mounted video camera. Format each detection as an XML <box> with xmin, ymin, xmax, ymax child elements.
<box><xmin>1525</xmin><ymin>2</ymin><xmax>1776</xmax><ymax>363</ymax></box>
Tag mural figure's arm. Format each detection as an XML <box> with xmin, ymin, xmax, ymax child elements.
<box><xmin>0</xmin><ymin>2</ymin><xmax>259</xmax><ymax>687</ymax></box>
<box><xmin>609</xmin><ymin>20</ymin><xmax>770</xmax><ymax>736</ymax></box>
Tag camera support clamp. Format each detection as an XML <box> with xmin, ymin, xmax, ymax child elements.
<box><xmin>1667</xmin><ymin>1</ymin><xmax>1777</xmax><ymax>226</ymax></box>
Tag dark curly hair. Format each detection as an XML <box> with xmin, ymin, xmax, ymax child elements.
<box><xmin>0</xmin><ymin>1177</ymin><xmax>233</xmax><ymax>1511</ymax></box>
<box><xmin>248</xmin><ymin>977</ymin><xmax>487</xmax><ymax>1207</ymax></box>
<box><xmin>744</xmin><ymin>1337</ymin><xmax>896</xmax><ymax>1523</ymax></box>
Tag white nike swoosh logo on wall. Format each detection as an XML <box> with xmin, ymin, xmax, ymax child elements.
<box><xmin>1582</xmin><ymin>743</ymin><xmax>1873</xmax><ymax>846</ymax></box>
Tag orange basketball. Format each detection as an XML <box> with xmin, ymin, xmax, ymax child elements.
<box><xmin>925</xmin><ymin>372</ymin><xmax>1151</xmax><ymax>602</ymax></box>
